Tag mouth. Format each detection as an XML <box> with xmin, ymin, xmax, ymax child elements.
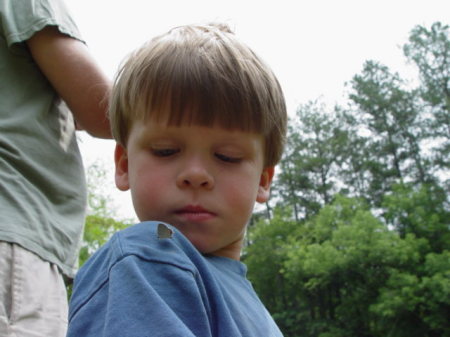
<box><xmin>175</xmin><ymin>205</ymin><xmax>216</xmax><ymax>222</ymax></box>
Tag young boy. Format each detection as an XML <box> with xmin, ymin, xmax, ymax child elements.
<box><xmin>67</xmin><ymin>23</ymin><xmax>287</xmax><ymax>337</ymax></box>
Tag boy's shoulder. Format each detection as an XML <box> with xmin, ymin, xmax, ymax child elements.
<box><xmin>70</xmin><ymin>222</ymin><xmax>200</xmax><ymax>305</ymax></box>
<box><xmin>84</xmin><ymin>221</ymin><xmax>200</xmax><ymax>276</ymax></box>
<box><xmin>114</xmin><ymin>221</ymin><xmax>200</xmax><ymax>267</ymax></box>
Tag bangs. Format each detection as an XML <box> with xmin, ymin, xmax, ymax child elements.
<box><xmin>136</xmin><ymin>53</ymin><xmax>269</xmax><ymax>133</ymax></box>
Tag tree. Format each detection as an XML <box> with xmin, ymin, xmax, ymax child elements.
<box><xmin>248</xmin><ymin>195</ymin><xmax>449</xmax><ymax>337</ymax></box>
<box><xmin>348</xmin><ymin>60</ymin><xmax>431</xmax><ymax>204</ymax></box>
<box><xmin>67</xmin><ymin>162</ymin><xmax>132</xmax><ymax>297</ymax></box>
<box><xmin>244</xmin><ymin>207</ymin><xmax>301</xmax><ymax>333</ymax></box>
<box><xmin>281</xmin><ymin>196</ymin><xmax>425</xmax><ymax>337</ymax></box>
<box><xmin>79</xmin><ymin>162</ymin><xmax>132</xmax><ymax>266</ymax></box>
<box><xmin>404</xmin><ymin>22</ymin><xmax>450</xmax><ymax>139</ymax></box>
<box><xmin>382</xmin><ymin>182</ymin><xmax>450</xmax><ymax>253</ymax></box>
<box><xmin>370</xmin><ymin>251</ymin><xmax>450</xmax><ymax>337</ymax></box>
<box><xmin>403</xmin><ymin>22</ymin><xmax>450</xmax><ymax>175</ymax></box>
<box><xmin>336</xmin><ymin>110</ymin><xmax>374</xmax><ymax>201</ymax></box>
<box><xmin>275</xmin><ymin>100</ymin><xmax>349</xmax><ymax>220</ymax></box>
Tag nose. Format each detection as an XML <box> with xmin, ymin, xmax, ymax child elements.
<box><xmin>176</xmin><ymin>159</ymin><xmax>214</xmax><ymax>190</ymax></box>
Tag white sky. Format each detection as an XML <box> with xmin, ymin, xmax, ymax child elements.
<box><xmin>65</xmin><ymin>0</ymin><xmax>449</xmax><ymax>221</ymax></box>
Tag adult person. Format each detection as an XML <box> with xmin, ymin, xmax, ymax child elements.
<box><xmin>0</xmin><ymin>0</ymin><xmax>111</xmax><ymax>336</ymax></box>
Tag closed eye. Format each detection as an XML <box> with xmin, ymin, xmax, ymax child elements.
<box><xmin>152</xmin><ymin>148</ymin><xmax>180</xmax><ymax>157</ymax></box>
<box><xmin>215</xmin><ymin>153</ymin><xmax>242</xmax><ymax>163</ymax></box>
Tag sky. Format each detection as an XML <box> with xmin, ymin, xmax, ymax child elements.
<box><xmin>65</xmin><ymin>0</ymin><xmax>449</xmax><ymax>221</ymax></box>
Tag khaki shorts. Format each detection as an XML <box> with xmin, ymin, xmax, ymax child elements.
<box><xmin>0</xmin><ymin>242</ymin><xmax>68</xmax><ymax>337</ymax></box>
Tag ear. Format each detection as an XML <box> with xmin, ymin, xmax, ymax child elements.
<box><xmin>256</xmin><ymin>166</ymin><xmax>275</xmax><ymax>203</ymax></box>
<box><xmin>114</xmin><ymin>143</ymin><xmax>130</xmax><ymax>191</ymax></box>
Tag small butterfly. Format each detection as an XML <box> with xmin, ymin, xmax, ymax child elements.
<box><xmin>157</xmin><ymin>223</ymin><xmax>174</xmax><ymax>239</ymax></box>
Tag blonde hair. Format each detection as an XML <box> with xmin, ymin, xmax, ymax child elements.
<box><xmin>109</xmin><ymin>23</ymin><xmax>287</xmax><ymax>166</ymax></box>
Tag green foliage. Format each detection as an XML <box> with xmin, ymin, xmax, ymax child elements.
<box><xmin>382</xmin><ymin>183</ymin><xmax>450</xmax><ymax>252</ymax></box>
<box><xmin>275</xmin><ymin>100</ymin><xmax>350</xmax><ymax>220</ymax></box>
<box><xmin>247</xmin><ymin>21</ymin><xmax>450</xmax><ymax>337</ymax></box>
<box><xmin>68</xmin><ymin>162</ymin><xmax>132</xmax><ymax>298</ymax></box>
<box><xmin>404</xmin><ymin>22</ymin><xmax>450</xmax><ymax>122</ymax></box>
<box><xmin>79</xmin><ymin>214</ymin><xmax>129</xmax><ymax>267</ymax></box>
<box><xmin>283</xmin><ymin>196</ymin><xmax>423</xmax><ymax>336</ymax></box>
<box><xmin>247</xmin><ymin>195</ymin><xmax>449</xmax><ymax>337</ymax></box>
<box><xmin>404</xmin><ymin>22</ymin><xmax>450</xmax><ymax>172</ymax></box>
<box><xmin>244</xmin><ymin>208</ymin><xmax>299</xmax><ymax>322</ymax></box>
<box><xmin>370</xmin><ymin>250</ymin><xmax>450</xmax><ymax>337</ymax></box>
<box><xmin>80</xmin><ymin>162</ymin><xmax>132</xmax><ymax>266</ymax></box>
<box><xmin>348</xmin><ymin>59</ymin><xmax>431</xmax><ymax>202</ymax></box>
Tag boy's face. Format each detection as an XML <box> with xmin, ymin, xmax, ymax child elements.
<box><xmin>114</xmin><ymin>118</ymin><xmax>274</xmax><ymax>260</ymax></box>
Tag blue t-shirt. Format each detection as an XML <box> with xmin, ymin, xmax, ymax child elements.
<box><xmin>67</xmin><ymin>222</ymin><xmax>283</xmax><ymax>337</ymax></box>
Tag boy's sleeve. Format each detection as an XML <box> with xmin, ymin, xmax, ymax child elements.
<box><xmin>67</xmin><ymin>255</ymin><xmax>213</xmax><ymax>337</ymax></box>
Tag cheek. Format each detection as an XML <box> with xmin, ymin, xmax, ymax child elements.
<box><xmin>129</xmin><ymin>167</ymin><xmax>169</xmax><ymax>215</ymax></box>
<box><xmin>221</xmin><ymin>173</ymin><xmax>260</xmax><ymax>213</ymax></box>
<box><xmin>129</xmin><ymin>156</ymin><xmax>168</xmax><ymax>190</ymax></box>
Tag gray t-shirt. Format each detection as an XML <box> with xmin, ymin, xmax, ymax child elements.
<box><xmin>0</xmin><ymin>0</ymin><xmax>87</xmax><ymax>277</ymax></box>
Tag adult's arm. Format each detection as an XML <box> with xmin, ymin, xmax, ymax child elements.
<box><xmin>26</xmin><ymin>26</ymin><xmax>112</xmax><ymax>139</ymax></box>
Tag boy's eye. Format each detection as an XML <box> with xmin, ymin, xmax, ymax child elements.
<box><xmin>151</xmin><ymin>148</ymin><xmax>179</xmax><ymax>157</ymax></box>
<box><xmin>215</xmin><ymin>153</ymin><xmax>242</xmax><ymax>163</ymax></box>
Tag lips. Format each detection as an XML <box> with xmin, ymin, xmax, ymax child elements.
<box><xmin>175</xmin><ymin>205</ymin><xmax>216</xmax><ymax>222</ymax></box>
